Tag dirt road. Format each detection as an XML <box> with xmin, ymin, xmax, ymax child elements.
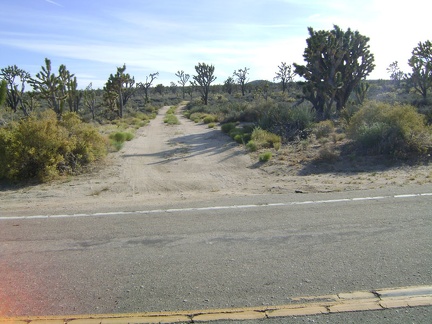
<box><xmin>0</xmin><ymin>106</ymin><xmax>274</xmax><ymax>216</ymax></box>
<box><xmin>1</xmin><ymin>105</ymin><xmax>431</xmax><ymax>216</ymax></box>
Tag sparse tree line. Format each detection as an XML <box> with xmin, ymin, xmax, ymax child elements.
<box><xmin>1</xmin><ymin>26</ymin><xmax>431</xmax><ymax>121</ymax></box>
<box><xmin>386</xmin><ymin>40</ymin><xmax>432</xmax><ymax>101</ymax></box>
<box><xmin>1</xmin><ymin>25</ymin><xmax>432</xmax><ymax>182</ymax></box>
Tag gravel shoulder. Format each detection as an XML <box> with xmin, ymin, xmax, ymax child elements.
<box><xmin>1</xmin><ymin>105</ymin><xmax>432</xmax><ymax>216</ymax></box>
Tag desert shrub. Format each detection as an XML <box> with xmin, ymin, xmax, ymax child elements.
<box><xmin>246</xmin><ymin>140</ymin><xmax>258</xmax><ymax>152</ymax></box>
<box><xmin>108</xmin><ymin>131</ymin><xmax>134</xmax><ymax>152</ymax></box>
<box><xmin>317</xmin><ymin>144</ymin><xmax>338</xmax><ymax>162</ymax></box>
<box><xmin>289</xmin><ymin>103</ymin><xmax>316</xmax><ymax>130</ymax></box>
<box><xmin>208</xmin><ymin>122</ymin><xmax>216</xmax><ymax>128</ymax></box>
<box><xmin>340</xmin><ymin>104</ymin><xmax>362</xmax><ymax>125</ymax></box>
<box><xmin>110</xmin><ymin>132</ymin><xmax>127</xmax><ymax>143</ymax></box>
<box><xmin>222</xmin><ymin>102</ymin><xmax>253</xmax><ymax>122</ymax></box>
<box><xmin>233</xmin><ymin>134</ymin><xmax>244</xmax><ymax>144</ymax></box>
<box><xmin>188</xmin><ymin>112</ymin><xmax>218</xmax><ymax>124</ymax></box>
<box><xmin>183</xmin><ymin>110</ymin><xmax>192</xmax><ymax>119</ymax></box>
<box><xmin>348</xmin><ymin>101</ymin><xmax>432</xmax><ymax>155</ymax></box>
<box><xmin>221</xmin><ymin>122</ymin><xmax>236</xmax><ymax>134</ymax></box>
<box><xmin>259</xmin><ymin>101</ymin><xmax>315</xmax><ymax>140</ymax></box>
<box><xmin>0</xmin><ymin>111</ymin><xmax>107</xmax><ymax>182</ymax></box>
<box><xmin>203</xmin><ymin>114</ymin><xmax>218</xmax><ymax>124</ymax></box>
<box><xmin>60</xmin><ymin>113</ymin><xmax>108</xmax><ymax>168</ymax></box>
<box><xmin>259</xmin><ymin>151</ymin><xmax>272</xmax><ymax>162</ymax></box>
<box><xmin>251</xmin><ymin>127</ymin><xmax>281</xmax><ymax>150</ymax></box>
<box><xmin>166</xmin><ymin>106</ymin><xmax>176</xmax><ymax>114</ymax></box>
<box><xmin>224</xmin><ymin>126</ymin><xmax>250</xmax><ymax>144</ymax></box>
<box><xmin>124</xmin><ymin>132</ymin><xmax>134</xmax><ymax>141</ymax></box>
<box><xmin>273</xmin><ymin>141</ymin><xmax>281</xmax><ymax>151</ymax></box>
<box><xmin>313</xmin><ymin>120</ymin><xmax>335</xmax><ymax>139</ymax></box>
<box><xmin>164</xmin><ymin>113</ymin><xmax>180</xmax><ymax>125</ymax></box>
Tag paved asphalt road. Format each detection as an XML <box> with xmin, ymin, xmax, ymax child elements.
<box><xmin>0</xmin><ymin>187</ymin><xmax>431</xmax><ymax>322</ymax></box>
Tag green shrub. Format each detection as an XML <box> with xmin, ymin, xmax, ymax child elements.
<box><xmin>124</xmin><ymin>132</ymin><xmax>134</xmax><ymax>141</ymax></box>
<box><xmin>112</xmin><ymin>141</ymin><xmax>124</xmax><ymax>151</ymax></box>
<box><xmin>246</xmin><ymin>140</ymin><xmax>258</xmax><ymax>152</ymax></box>
<box><xmin>108</xmin><ymin>131</ymin><xmax>133</xmax><ymax>151</ymax></box>
<box><xmin>61</xmin><ymin>113</ymin><xmax>107</xmax><ymax>166</ymax></box>
<box><xmin>348</xmin><ymin>101</ymin><xmax>432</xmax><ymax>155</ymax></box>
<box><xmin>203</xmin><ymin>114</ymin><xmax>218</xmax><ymax>124</ymax></box>
<box><xmin>251</xmin><ymin>127</ymin><xmax>281</xmax><ymax>150</ymax></box>
<box><xmin>0</xmin><ymin>111</ymin><xmax>107</xmax><ymax>182</ymax></box>
<box><xmin>183</xmin><ymin>110</ymin><xmax>192</xmax><ymax>119</ymax></box>
<box><xmin>228</xmin><ymin>127</ymin><xmax>243</xmax><ymax>138</ymax></box>
<box><xmin>190</xmin><ymin>112</ymin><xmax>205</xmax><ymax>123</ymax></box>
<box><xmin>233</xmin><ymin>134</ymin><xmax>245</xmax><ymax>144</ymax></box>
<box><xmin>221</xmin><ymin>122</ymin><xmax>236</xmax><ymax>134</ymax></box>
<box><xmin>258</xmin><ymin>102</ymin><xmax>315</xmax><ymax>140</ymax></box>
<box><xmin>259</xmin><ymin>151</ymin><xmax>272</xmax><ymax>162</ymax></box>
<box><xmin>111</xmin><ymin>132</ymin><xmax>127</xmax><ymax>143</ymax></box>
<box><xmin>289</xmin><ymin>103</ymin><xmax>316</xmax><ymax>130</ymax></box>
<box><xmin>164</xmin><ymin>114</ymin><xmax>180</xmax><ymax>125</ymax></box>
<box><xmin>208</xmin><ymin>122</ymin><xmax>216</xmax><ymax>128</ymax></box>
<box><xmin>166</xmin><ymin>106</ymin><xmax>176</xmax><ymax>114</ymax></box>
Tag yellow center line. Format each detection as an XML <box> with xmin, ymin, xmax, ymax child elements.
<box><xmin>1</xmin><ymin>285</ymin><xmax>431</xmax><ymax>323</ymax></box>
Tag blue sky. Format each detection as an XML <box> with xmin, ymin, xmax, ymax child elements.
<box><xmin>0</xmin><ymin>0</ymin><xmax>430</xmax><ymax>89</ymax></box>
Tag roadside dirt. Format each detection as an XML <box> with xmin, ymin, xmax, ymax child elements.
<box><xmin>1</xmin><ymin>105</ymin><xmax>431</xmax><ymax>216</ymax></box>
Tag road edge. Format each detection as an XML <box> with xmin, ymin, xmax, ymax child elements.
<box><xmin>1</xmin><ymin>285</ymin><xmax>431</xmax><ymax>323</ymax></box>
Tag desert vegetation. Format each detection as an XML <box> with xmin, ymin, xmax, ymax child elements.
<box><xmin>1</xmin><ymin>25</ymin><xmax>432</xmax><ymax>184</ymax></box>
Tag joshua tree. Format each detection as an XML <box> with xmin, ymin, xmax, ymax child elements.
<box><xmin>294</xmin><ymin>25</ymin><xmax>375</xmax><ymax>119</ymax></box>
<box><xmin>223</xmin><ymin>76</ymin><xmax>235</xmax><ymax>94</ymax></box>
<box><xmin>175</xmin><ymin>70</ymin><xmax>190</xmax><ymax>99</ymax></box>
<box><xmin>191</xmin><ymin>63</ymin><xmax>216</xmax><ymax>105</ymax></box>
<box><xmin>30</xmin><ymin>58</ymin><xmax>71</xmax><ymax>118</ymax></box>
<box><xmin>0</xmin><ymin>65</ymin><xmax>32</xmax><ymax>116</ymax></box>
<box><xmin>137</xmin><ymin>72</ymin><xmax>159</xmax><ymax>104</ymax></box>
<box><xmin>406</xmin><ymin>40</ymin><xmax>432</xmax><ymax>99</ymax></box>
<box><xmin>274</xmin><ymin>62</ymin><xmax>295</xmax><ymax>93</ymax></box>
<box><xmin>233</xmin><ymin>67</ymin><xmax>249</xmax><ymax>96</ymax></box>
<box><xmin>0</xmin><ymin>80</ymin><xmax>6</xmax><ymax>108</ymax></box>
<box><xmin>83</xmin><ymin>82</ymin><xmax>97</xmax><ymax>120</ymax></box>
<box><xmin>387</xmin><ymin>61</ymin><xmax>404</xmax><ymax>86</ymax></box>
<box><xmin>104</xmin><ymin>64</ymin><xmax>136</xmax><ymax>118</ymax></box>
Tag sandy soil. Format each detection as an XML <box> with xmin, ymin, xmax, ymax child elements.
<box><xmin>1</xmin><ymin>105</ymin><xmax>432</xmax><ymax>216</ymax></box>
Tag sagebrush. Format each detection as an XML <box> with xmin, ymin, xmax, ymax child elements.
<box><xmin>0</xmin><ymin>111</ymin><xmax>107</xmax><ymax>182</ymax></box>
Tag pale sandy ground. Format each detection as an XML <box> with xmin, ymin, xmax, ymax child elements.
<box><xmin>1</xmin><ymin>105</ymin><xmax>432</xmax><ymax>216</ymax></box>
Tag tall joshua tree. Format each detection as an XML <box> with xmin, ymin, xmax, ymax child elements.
<box><xmin>294</xmin><ymin>25</ymin><xmax>375</xmax><ymax>119</ymax></box>
<box><xmin>0</xmin><ymin>65</ymin><xmax>32</xmax><ymax>116</ymax></box>
<box><xmin>175</xmin><ymin>70</ymin><xmax>190</xmax><ymax>99</ymax></box>
<box><xmin>137</xmin><ymin>72</ymin><xmax>159</xmax><ymax>104</ymax></box>
<box><xmin>233</xmin><ymin>67</ymin><xmax>249</xmax><ymax>96</ymax></box>
<box><xmin>274</xmin><ymin>62</ymin><xmax>295</xmax><ymax>93</ymax></box>
<box><xmin>30</xmin><ymin>58</ymin><xmax>71</xmax><ymax>118</ymax></box>
<box><xmin>406</xmin><ymin>40</ymin><xmax>432</xmax><ymax>99</ymax></box>
<box><xmin>191</xmin><ymin>63</ymin><xmax>216</xmax><ymax>105</ymax></box>
<box><xmin>104</xmin><ymin>64</ymin><xmax>136</xmax><ymax>118</ymax></box>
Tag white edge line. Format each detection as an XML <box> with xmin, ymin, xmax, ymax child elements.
<box><xmin>1</xmin><ymin>193</ymin><xmax>431</xmax><ymax>221</ymax></box>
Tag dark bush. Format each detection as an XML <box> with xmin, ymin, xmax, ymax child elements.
<box><xmin>221</xmin><ymin>122</ymin><xmax>236</xmax><ymax>134</ymax></box>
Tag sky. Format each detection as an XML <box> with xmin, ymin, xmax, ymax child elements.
<box><xmin>0</xmin><ymin>0</ymin><xmax>430</xmax><ymax>89</ymax></box>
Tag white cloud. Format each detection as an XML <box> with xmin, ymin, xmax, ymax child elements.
<box><xmin>45</xmin><ymin>0</ymin><xmax>62</xmax><ymax>7</ymax></box>
<box><xmin>1</xmin><ymin>0</ymin><xmax>431</xmax><ymax>87</ymax></box>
